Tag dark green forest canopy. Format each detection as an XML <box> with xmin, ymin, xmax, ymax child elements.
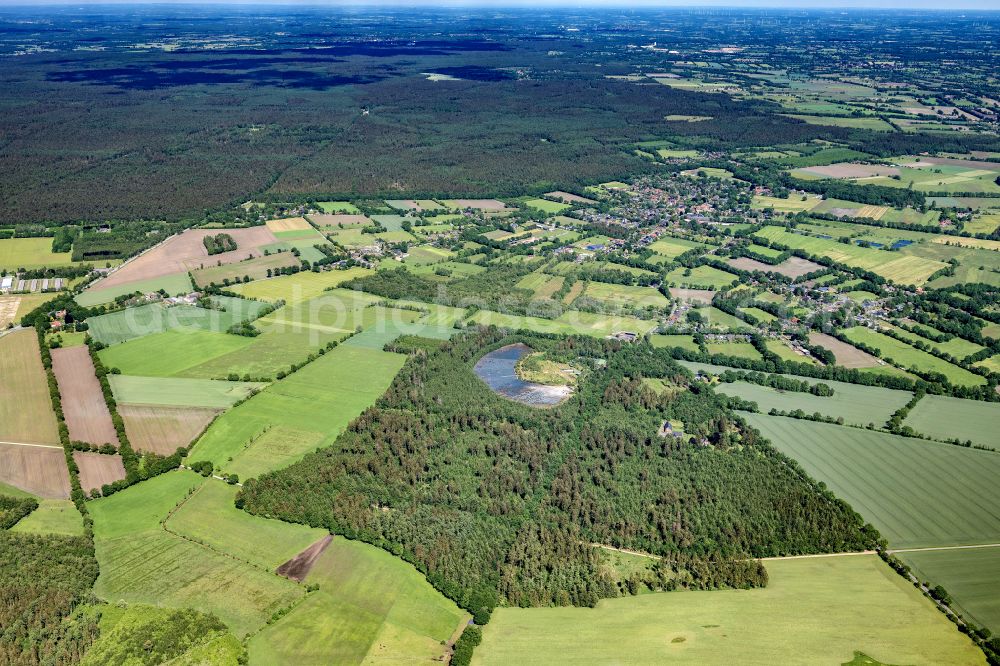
<box><xmin>7</xmin><ymin>7</ymin><xmax>998</xmax><ymax>225</ymax></box>
<box><xmin>0</xmin><ymin>530</ymin><xmax>100</xmax><ymax>665</ymax></box>
<box><xmin>238</xmin><ymin>328</ymin><xmax>875</xmax><ymax>618</ymax></box>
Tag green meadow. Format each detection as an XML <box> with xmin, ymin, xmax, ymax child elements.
<box><xmin>189</xmin><ymin>343</ymin><xmax>405</xmax><ymax>473</ymax></box>
<box><xmin>249</xmin><ymin>538</ymin><xmax>468</xmax><ymax>665</ymax></box>
<box><xmin>842</xmin><ymin>326</ymin><xmax>986</xmax><ymax>387</ymax></box>
<box><xmin>90</xmin><ymin>471</ymin><xmax>305</xmax><ymax>637</ymax></box>
<box><xmin>476</xmin><ymin>555</ymin><xmax>982</xmax><ymax>665</ymax></box>
<box><xmin>903</xmin><ymin>394</ymin><xmax>1000</xmax><ymax>448</ymax></box>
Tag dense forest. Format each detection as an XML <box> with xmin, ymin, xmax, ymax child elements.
<box><xmin>239</xmin><ymin>328</ymin><xmax>875</xmax><ymax>620</ymax></box>
<box><xmin>0</xmin><ymin>531</ymin><xmax>99</xmax><ymax>665</ymax></box>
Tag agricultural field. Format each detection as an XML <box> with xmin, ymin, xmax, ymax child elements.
<box><xmin>522</xmin><ymin>198</ymin><xmax>571</xmax><ymax>214</ymax></box>
<box><xmin>764</xmin><ymin>339</ymin><xmax>820</xmax><ymax>365</ymax></box>
<box><xmin>0</xmin><ymin>237</ymin><xmax>73</xmax><ymax>269</ymax></box>
<box><xmin>75</xmin><ymin>272</ymin><xmax>195</xmax><ymax>307</ymax></box>
<box><xmin>516</xmin><ymin>271</ymin><xmax>565</xmax><ymax>300</ymax></box>
<box><xmin>229</xmin><ymin>267</ymin><xmax>371</xmax><ymax>305</ymax></box>
<box><xmin>650</xmin><ymin>334</ymin><xmax>700</xmax><ymax>351</ymax></box>
<box><xmin>88</xmin><ymin>226</ymin><xmax>280</xmax><ymax>294</ymax></box>
<box><xmin>808</xmin><ymin>332</ymin><xmax>881</xmax><ymax>368</ymax></box>
<box><xmin>753</xmin><ymin>227</ymin><xmax>948</xmax><ymax>285</ymax></box>
<box><xmin>664</xmin><ymin>264</ymin><xmax>739</xmax><ymax>289</ymax></box>
<box><xmin>317</xmin><ymin>201</ymin><xmax>361</xmax><ymax>213</ymax></box>
<box><xmin>476</xmin><ymin>555</ymin><xmax>981</xmax><ymax>666</ymax></box>
<box><xmin>0</xmin><ymin>442</ymin><xmax>70</xmax><ymax>499</ymax></box>
<box><xmin>751</xmin><ymin>193</ymin><xmax>822</xmax><ymax>213</ymax></box>
<box><xmin>899</xmin><ymin>547</ymin><xmax>1000</xmax><ymax>633</ymax></box>
<box><xmin>119</xmin><ymin>404</ymin><xmax>219</xmax><ymax>454</ymax></box>
<box><xmin>903</xmin><ymin>394</ymin><xmax>1000</xmax><ymax>448</ymax></box>
<box><xmin>249</xmin><ymin>537</ymin><xmax>469</xmax><ymax>665</ymax></box>
<box><xmin>51</xmin><ymin>345</ymin><xmax>118</xmax><ymax>446</ymax></box>
<box><xmin>9</xmin><ymin>498</ymin><xmax>83</xmax><ymax>536</ymax></box>
<box><xmin>90</xmin><ymin>471</ymin><xmax>306</xmax><ymax>637</ymax></box>
<box><xmin>87</xmin><ymin>297</ymin><xmax>271</xmax><ymax>346</ymax></box>
<box><xmin>579</xmin><ymin>281</ymin><xmax>671</xmax><ymax>309</ymax></box>
<box><xmin>647</xmin><ymin>236</ymin><xmax>706</xmax><ymax>259</ymax></box>
<box><xmin>0</xmin><ymin>329</ymin><xmax>60</xmax><ymax>445</ymax></box>
<box><xmin>745</xmin><ymin>414</ymin><xmax>1000</xmax><ymax>549</ymax></box>
<box><xmin>109</xmin><ymin>375</ymin><xmax>265</xmax><ymax>409</ymax></box>
<box><xmin>98</xmin><ymin>329</ymin><xmax>255</xmax><ymax>377</ymax></box>
<box><xmin>841</xmin><ymin>326</ymin><xmax>986</xmax><ymax>387</ymax></box>
<box><xmin>165</xmin><ymin>480</ymin><xmax>327</xmax><ymax>570</ymax></box>
<box><xmin>468</xmin><ymin>308</ymin><xmax>658</xmax><ymax>337</ymax></box>
<box><xmin>705</xmin><ymin>342</ymin><xmax>761</xmax><ymax>360</ymax></box>
<box><xmin>191</xmin><ymin>252</ymin><xmax>300</xmax><ymax>287</ymax></box>
<box><xmin>718</xmin><ymin>378</ymin><xmax>911</xmax><ymax>426</ymax></box>
<box><xmin>73</xmin><ymin>451</ymin><xmax>126</xmax><ymax>493</ymax></box>
<box><xmin>0</xmin><ymin>293</ymin><xmax>51</xmax><ymax>327</ymax></box>
<box><xmin>189</xmin><ymin>343</ymin><xmax>405</xmax><ymax>473</ymax></box>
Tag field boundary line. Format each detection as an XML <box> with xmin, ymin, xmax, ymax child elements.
<box><xmin>889</xmin><ymin>543</ymin><xmax>1000</xmax><ymax>554</ymax></box>
<box><xmin>0</xmin><ymin>439</ymin><xmax>64</xmax><ymax>449</ymax></box>
<box><xmin>592</xmin><ymin>543</ymin><xmax>877</xmax><ymax>562</ymax></box>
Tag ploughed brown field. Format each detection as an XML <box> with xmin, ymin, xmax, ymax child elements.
<box><xmin>119</xmin><ymin>404</ymin><xmax>219</xmax><ymax>455</ymax></box>
<box><xmin>308</xmin><ymin>213</ymin><xmax>369</xmax><ymax>227</ymax></box>
<box><xmin>668</xmin><ymin>287</ymin><xmax>715</xmax><ymax>304</ymax></box>
<box><xmin>276</xmin><ymin>534</ymin><xmax>334</xmax><ymax>582</ymax></box>
<box><xmin>73</xmin><ymin>451</ymin><xmax>126</xmax><ymax>493</ymax></box>
<box><xmin>90</xmin><ymin>226</ymin><xmax>280</xmax><ymax>291</ymax></box>
<box><xmin>0</xmin><ymin>329</ymin><xmax>61</xmax><ymax>445</ymax></box>
<box><xmin>51</xmin><ymin>346</ymin><xmax>118</xmax><ymax>446</ymax></box>
<box><xmin>808</xmin><ymin>332</ymin><xmax>882</xmax><ymax>368</ymax></box>
<box><xmin>728</xmin><ymin>256</ymin><xmax>823</xmax><ymax>279</ymax></box>
<box><xmin>0</xmin><ymin>442</ymin><xmax>70</xmax><ymax>498</ymax></box>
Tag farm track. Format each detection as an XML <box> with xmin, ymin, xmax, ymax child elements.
<box><xmin>0</xmin><ymin>439</ymin><xmax>64</xmax><ymax>449</ymax></box>
<box><xmin>590</xmin><ymin>542</ymin><xmax>876</xmax><ymax>561</ymax></box>
<box><xmin>890</xmin><ymin>543</ymin><xmax>1000</xmax><ymax>554</ymax></box>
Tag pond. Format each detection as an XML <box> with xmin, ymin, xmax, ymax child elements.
<box><xmin>473</xmin><ymin>343</ymin><xmax>572</xmax><ymax>407</ymax></box>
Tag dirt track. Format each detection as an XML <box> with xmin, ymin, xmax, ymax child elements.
<box><xmin>51</xmin><ymin>346</ymin><xmax>118</xmax><ymax>445</ymax></box>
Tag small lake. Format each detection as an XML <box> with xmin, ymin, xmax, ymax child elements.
<box><xmin>473</xmin><ymin>343</ymin><xmax>572</xmax><ymax>407</ymax></box>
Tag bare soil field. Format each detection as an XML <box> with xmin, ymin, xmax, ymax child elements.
<box><xmin>0</xmin><ymin>296</ymin><xmax>18</xmax><ymax>327</ymax></box>
<box><xmin>120</xmin><ymin>404</ymin><xmax>219</xmax><ymax>455</ymax></box>
<box><xmin>73</xmin><ymin>451</ymin><xmax>126</xmax><ymax>493</ymax></box>
<box><xmin>728</xmin><ymin>257</ymin><xmax>778</xmax><ymax>273</ymax></box>
<box><xmin>308</xmin><ymin>213</ymin><xmax>369</xmax><ymax>228</ymax></box>
<box><xmin>51</xmin><ymin>346</ymin><xmax>118</xmax><ymax>445</ymax></box>
<box><xmin>0</xmin><ymin>329</ymin><xmax>61</xmax><ymax>445</ymax></box>
<box><xmin>800</xmin><ymin>163</ymin><xmax>900</xmax><ymax>179</ymax></box>
<box><xmin>442</xmin><ymin>199</ymin><xmax>508</xmax><ymax>211</ymax></box>
<box><xmin>668</xmin><ymin>287</ymin><xmax>716</xmax><ymax>304</ymax></box>
<box><xmin>773</xmin><ymin>256</ymin><xmax>824</xmax><ymax>278</ymax></box>
<box><xmin>544</xmin><ymin>191</ymin><xmax>596</xmax><ymax>205</ymax></box>
<box><xmin>917</xmin><ymin>156</ymin><xmax>1000</xmax><ymax>171</ymax></box>
<box><xmin>91</xmin><ymin>227</ymin><xmax>279</xmax><ymax>292</ymax></box>
<box><xmin>809</xmin><ymin>332</ymin><xmax>881</xmax><ymax>368</ymax></box>
<box><xmin>0</xmin><ymin>443</ymin><xmax>70</xmax><ymax>498</ymax></box>
<box><xmin>265</xmin><ymin>217</ymin><xmax>312</xmax><ymax>233</ymax></box>
<box><xmin>276</xmin><ymin>534</ymin><xmax>333</xmax><ymax>582</ymax></box>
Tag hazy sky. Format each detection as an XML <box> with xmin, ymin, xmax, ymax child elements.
<box><xmin>3</xmin><ymin>0</ymin><xmax>999</xmax><ymax>8</ymax></box>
